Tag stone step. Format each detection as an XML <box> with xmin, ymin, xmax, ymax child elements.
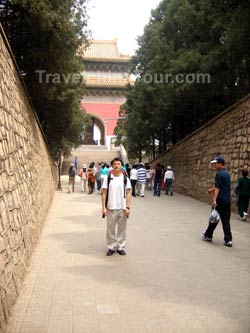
<box><xmin>75</xmin><ymin>145</ymin><xmax>109</xmax><ymax>151</ymax></box>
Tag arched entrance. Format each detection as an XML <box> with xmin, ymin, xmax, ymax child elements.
<box><xmin>83</xmin><ymin>113</ymin><xmax>106</xmax><ymax>145</ymax></box>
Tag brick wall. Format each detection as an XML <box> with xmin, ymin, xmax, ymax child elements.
<box><xmin>0</xmin><ymin>26</ymin><xmax>57</xmax><ymax>330</ymax></box>
<box><xmin>150</xmin><ymin>95</ymin><xmax>250</xmax><ymax>209</ymax></box>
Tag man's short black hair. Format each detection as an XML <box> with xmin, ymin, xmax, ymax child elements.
<box><xmin>242</xmin><ymin>169</ymin><xmax>248</xmax><ymax>177</ymax></box>
<box><xmin>111</xmin><ymin>157</ymin><xmax>124</xmax><ymax>166</ymax></box>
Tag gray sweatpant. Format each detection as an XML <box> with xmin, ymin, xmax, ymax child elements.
<box><xmin>106</xmin><ymin>209</ymin><xmax>127</xmax><ymax>250</ymax></box>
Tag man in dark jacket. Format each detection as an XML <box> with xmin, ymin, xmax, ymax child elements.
<box><xmin>201</xmin><ymin>156</ymin><xmax>233</xmax><ymax>247</ymax></box>
<box><xmin>153</xmin><ymin>163</ymin><xmax>163</xmax><ymax>197</ymax></box>
<box><xmin>236</xmin><ymin>168</ymin><xmax>250</xmax><ymax>221</ymax></box>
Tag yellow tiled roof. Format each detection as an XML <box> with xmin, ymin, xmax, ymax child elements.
<box><xmin>81</xmin><ymin>39</ymin><xmax>131</xmax><ymax>62</ymax></box>
<box><xmin>84</xmin><ymin>77</ymin><xmax>133</xmax><ymax>88</ymax></box>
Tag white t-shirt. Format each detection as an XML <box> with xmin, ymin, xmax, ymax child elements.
<box><xmin>164</xmin><ymin>170</ymin><xmax>174</xmax><ymax>181</ymax></box>
<box><xmin>102</xmin><ymin>173</ymin><xmax>131</xmax><ymax>210</ymax></box>
<box><xmin>130</xmin><ymin>168</ymin><xmax>138</xmax><ymax>180</ymax></box>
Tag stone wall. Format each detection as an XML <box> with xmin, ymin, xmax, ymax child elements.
<box><xmin>0</xmin><ymin>26</ymin><xmax>57</xmax><ymax>330</ymax></box>
<box><xmin>150</xmin><ymin>94</ymin><xmax>250</xmax><ymax>209</ymax></box>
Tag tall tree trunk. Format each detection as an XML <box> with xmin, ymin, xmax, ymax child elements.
<box><xmin>152</xmin><ymin>136</ymin><xmax>155</xmax><ymax>159</ymax></box>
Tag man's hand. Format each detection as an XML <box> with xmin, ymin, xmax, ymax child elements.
<box><xmin>212</xmin><ymin>200</ymin><xmax>217</xmax><ymax>208</ymax></box>
<box><xmin>102</xmin><ymin>207</ymin><xmax>107</xmax><ymax>218</ymax></box>
<box><xmin>124</xmin><ymin>207</ymin><xmax>130</xmax><ymax>218</ymax></box>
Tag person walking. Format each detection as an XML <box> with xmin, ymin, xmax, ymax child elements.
<box><xmin>95</xmin><ymin>163</ymin><xmax>102</xmax><ymax>194</ymax></box>
<box><xmin>87</xmin><ymin>162</ymin><xmax>96</xmax><ymax>194</ymax></box>
<box><xmin>136</xmin><ymin>163</ymin><xmax>147</xmax><ymax>197</ymax></box>
<box><xmin>145</xmin><ymin>164</ymin><xmax>153</xmax><ymax>191</ymax></box>
<box><xmin>68</xmin><ymin>164</ymin><xmax>76</xmax><ymax>193</ymax></box>
<box><xmin>164</xmin><ymin>166</ymin><xmax>175</xmax><ymax>195</ymax></box>
<box><xmin>236</xmin><ymin>168</ymin><xmax>250</xmax><ymax>221</ymax></box>
<box><xmin>130</xmin><ymin>164</ymin><xmax>138</xmax><ymax>197</ymax></box>
<box><xmin>125</xmin><ymin>163</ymin><xmax>131</xmax><ymax>178</ymax></box>
<box><xmin>153</xmin><ymin>163</ymin><xmax>163</xmax><ymax>197</ymax></box>
<box><xmin>100</xmin><ymin>163</ymin><xmax>109</xmax><ymax>190</ymax></box>
<box><xmin>79</xmin><ymin>164</ymin><xmax>87</xmax><ymax>192</ymax></box>
<box><xmin>102</xmin><ymin>157</ymin><xmax>131</xmax><ymax>256</ymax></box>
<box><xmin>201</xmin><ymin>156</ymin><xmax>233</xmax><ymax>247</ymax></box>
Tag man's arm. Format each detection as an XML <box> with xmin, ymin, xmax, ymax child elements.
<box><xmin>126</xmin><ymin>188</ymin><xmax>131</xmax><ymax>207</ymax></box>
<box><xmin>207</xmin><ymin>187</ymin><xmax>215</xmax><ymax>194</ymax></box>
<box><xmin>102</xmin><ymin>188</ymin><xmax>107</xmax><ymax>216</ymax></box>
<box><xmin>125</xmin><ymin>188</ymin><xmax>131</xmax><ymax>217</ymax></box>
<box><xmin>212</xmin><ymin>187</ymin><xmax>220</xmax><ymax>207</ymax></box>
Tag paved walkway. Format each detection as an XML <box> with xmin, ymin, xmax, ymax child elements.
<box><xmin>6</xmin><ymin>176</ymin><xmax>250</xmax><ymax>333</ymax></box>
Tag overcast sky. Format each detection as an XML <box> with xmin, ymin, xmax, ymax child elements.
<box><xmin>86</xmin><ymin>0</ymin><xmax>161</xmax><ymax>55</ymax></box>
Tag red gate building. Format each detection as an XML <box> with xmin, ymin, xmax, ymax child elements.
<box><xmin>81</xmin><ymin>39</ymin><xmax>132</xmax><ymax>149</ymax></box>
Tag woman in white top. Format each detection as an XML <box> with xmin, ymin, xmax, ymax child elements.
<box><xmin>130</xmin><ymin>164</ymin><xmax>138</xmax><ymax>197</ymax></box>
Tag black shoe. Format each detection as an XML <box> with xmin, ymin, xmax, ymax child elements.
<box><xmin>117</xmin><ymin>249</ymin><xmax>126</xmax><ymax>255</ymax></box>
<box><xmin>106</xmin><ymin>249</ymin><xmax>115</xmax><ymax>256</ymax></box>
<box><xmin>224</xmin><ymin>241</ymin><xmax>233</xmax><ymax>247</ymax></box>
<box><xmin>170</xmin><ymin>192</ymin><xmax>173</xmax><ymax>196</ymax></box>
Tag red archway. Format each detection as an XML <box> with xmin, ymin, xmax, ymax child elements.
<box><xmin>81</xmin><ymin>102</ymin><xmax>121</xmax><ymax>136</ymax></box>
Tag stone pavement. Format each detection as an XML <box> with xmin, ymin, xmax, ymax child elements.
<box><xmin>5</xmin><ymin>176</ymin><xmax>250</xmax><ymax>333</ymax></box>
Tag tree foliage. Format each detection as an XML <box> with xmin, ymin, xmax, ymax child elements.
<box><xmin>0</xmin><ymin>0</ymin><xmax>90</xmax><ymax>157</ymax></box>
<box><xmin>116</xmin><ymin>0</ymin><xmax>250</xmax><ymax>160</ymax></box>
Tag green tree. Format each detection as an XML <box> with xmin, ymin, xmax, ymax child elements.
<box><xmin>0</xmin><ymin>0</ymin><xmax>90</xmax><ymax>157</ymax></box>
<box><xmin>119</xmin><ymin>0</ymin><xmax>250</xmax><ymax>160</ymax></box>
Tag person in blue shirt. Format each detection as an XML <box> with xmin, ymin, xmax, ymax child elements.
<box><xmin>100</xmin><ymin>163</ymin><xmax>109</xmax><ymax>189</ymax></box>
<box><xmin>201</xmin><ymin>156</ymin><xmax>233</xmax><ymax>247</ymax></box>
<box><xmin>68</xmin><ymin>164</ymin><xmax>76</xmax><ymax>193</ymax></box>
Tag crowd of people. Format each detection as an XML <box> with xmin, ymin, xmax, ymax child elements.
<box><xmin>67</xmin><ymin>156</ymin><xmax>250</xmax><ymax>253</ymax></box>
<box><xmin>68</xmin><ymin>160</ymin><xmax>176</xmax><ymax>198</ymax></box>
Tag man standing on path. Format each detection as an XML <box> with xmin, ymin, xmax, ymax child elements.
<box><xmin>102</xmin><ymin>157</ymin><xmax>132</xmax><ymax>256</ymax></box>
<box><xmin>201</xmin><ymin>156</ymin><xmax>233</xmax><ymax>247</ymax></box>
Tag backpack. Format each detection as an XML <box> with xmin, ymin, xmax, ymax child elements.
<box><xmin>105</xmin><ymin>172</ymin><xmax>127</xmax><ymax>208</ymax></box>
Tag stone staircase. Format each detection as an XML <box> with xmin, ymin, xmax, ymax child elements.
<box><xmin>61</xmin><ymin>145</ymin><xmax>122</xmax><ymax>174</ymax></box>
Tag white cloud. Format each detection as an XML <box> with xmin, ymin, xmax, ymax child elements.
<box><xmin>86</xmin><ymin>0</ymin><xmax>161</xmax><ymax>55</ymax></box>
